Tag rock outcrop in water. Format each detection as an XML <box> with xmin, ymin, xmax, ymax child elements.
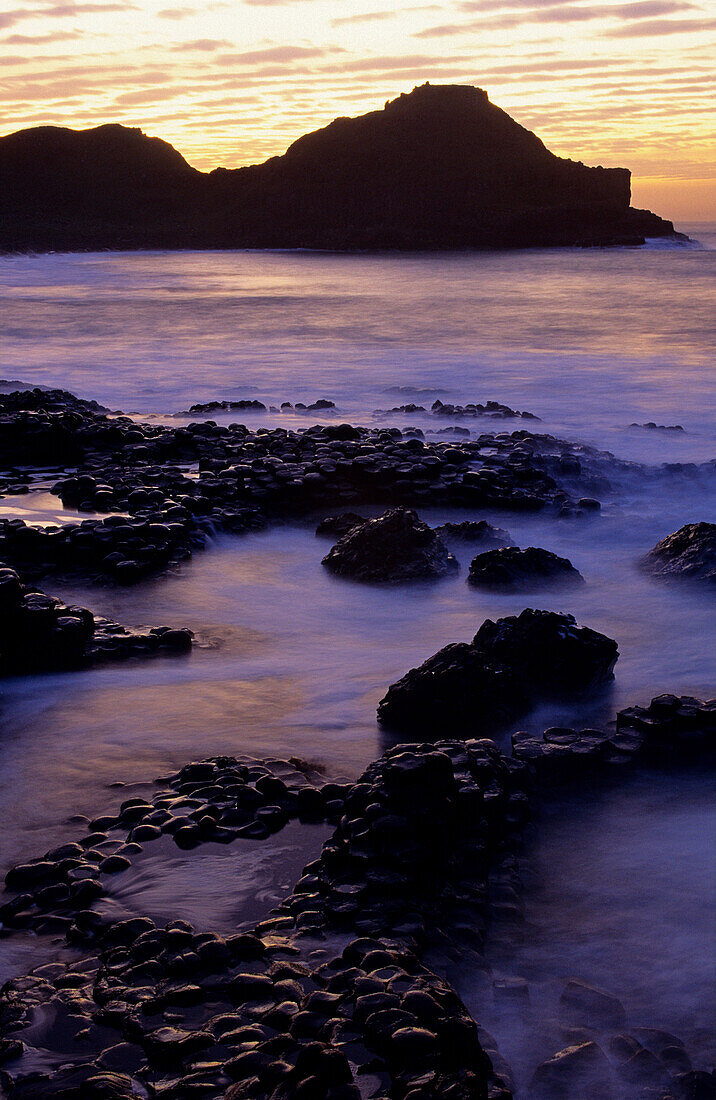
<box><xmin>378</xmin><ymin>608</ymin><xmax>618</xmax><ymax>734</ymax></box>
<box><xmin>322</xmin><ymin>507</ymin><xmax>458</xmax><ymax>582</ymax></box>
<box><xmin>467</xmin><ymin>546</ymin><xmax>585</xmax><ymax>590</ymax></box>
<box><xmin>641</xmin><ymin>522</ymin><xmax>716</xmax><ymax>585</ymax></box>
<box><xmin>0</xmin><ymin>83</ymin><xmax>681</xmax><ymax>253</ymax></box>
<box><xmin>0</xmin><ymin>561</ymin><xmax>192</xmax><ymax>673</ymax></box>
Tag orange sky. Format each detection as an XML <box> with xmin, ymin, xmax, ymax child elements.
<box><xmin>1</xmin><ymin>0</ymin><xmax>714</xmax><ymax>222</ymax></box>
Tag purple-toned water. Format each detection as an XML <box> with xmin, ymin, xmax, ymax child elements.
<box><xmin>0</xmin><ymin>235</ymin><xmax>713</xmax><ymax>1076</ymax></box>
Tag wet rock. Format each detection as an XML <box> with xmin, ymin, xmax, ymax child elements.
<box><xmin>7</xmin><ymin>1065</ymin><xmax>139</xmax><ymax>1098</ymax></box>
<box><xmin>322</xmin><ymin>508</ymin><xmax>458</xmax><ymax>582</ymax></box>
<box><xmin>559</xmin><ymin>978</ymin><xmax>626</xmax><ymax>1028</ymax></box>
<box><xmin>434</xmin><ymin>519</ymin><xmax>513</xmax><ymax>548</ymax></box>
<box><xmin>315</xmin><ymin>512</ymin><xmax>367</xmax><ymax>539</ymax></box>
<box><xmin>630</xmin><ymin>421</ymin><xmax>684</xmax><ymax>431</ymax></box>
<box><xmin>0</xmin><ymin>561</ymin><xmax>193</xmax><ymax>675</ymax></box>
<box><xmin>467</xmin><ymin>546</ymin><xmax>585</xmax><ymax>590</ymax></box>
<box><xmin>184</xmin><ymin>399</ymin><xmax>267</xmax><ymax>414</ymax></box>
<box><xmin>531</xmin><ymin>1041</ymin><xmax>615</xmax><ymax>1099</ymax></box>
<box><xmin>378</xmin><ymin>609</ymin><xmax>617</xmax><ymax>734</ymax></box>
<box><xmin>431</xmin><ymin>398</ymin><xmax>539</xmax><ymax>420</ymax></box>
<box><xmin>641</xmin><ymin>522</ymin><xmax>716</xmax><ymax>584</ymax></box>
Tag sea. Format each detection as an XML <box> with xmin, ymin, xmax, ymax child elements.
<box><xmin>0</xmin><ymin>228</ymin><xmax>714</xmax><ymax>1093</ymax></box>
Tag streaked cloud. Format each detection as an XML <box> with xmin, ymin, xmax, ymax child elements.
<box><xmin>605</xmin><ymin>14</ymin><xmax>716</xmax><ymax>32</ymax></box>
<box><xmin>331</xmin><ymin>11</ymin><xmax>397</xmax><ymax>25</ymax></box>
<box><xmin>171</xmin><ymin>37</ymin><xmax>233</xmax><ymax>50</ymax></box>
<box><xmin>216</xmin><ymin>45</ymin><xmax>338</xmax><ymax>64</ymax></box>
<box><xmin>416</xmin><ymin>0</ymin><xmax>700</xmax><ymax>34</ymax></box>
<box><xmin>1</xmin><ymin>28</ymin><xmax>81</xmax><ymax>41</ymax></box>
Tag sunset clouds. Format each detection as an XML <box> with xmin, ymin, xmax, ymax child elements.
<box><xmin>0</xmin><ymin>0</ymin><xmax>713</xmax><ymax>217</ymax></box>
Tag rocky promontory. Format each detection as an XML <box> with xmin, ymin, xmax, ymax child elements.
<box><xmin>0</xmin><ymin>83</ymin><xmax>683</xmax><ymax>253</ymax></box>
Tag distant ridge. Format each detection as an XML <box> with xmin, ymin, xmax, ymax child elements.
<box><xmin>0</xmin><ymin>84</ymin><xmax>681</xmax><ymax>252</ymax></box>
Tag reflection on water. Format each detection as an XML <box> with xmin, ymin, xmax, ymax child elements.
<box><xmin>454</xmin><ymin>770</ymin><xmax>716</xmax><ymax>1095</ymax></box>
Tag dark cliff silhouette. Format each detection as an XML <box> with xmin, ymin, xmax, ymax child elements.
<box><xmin>0</xmin><ymin>83</ymin><xmax>680</xmax><ymax>252</ymax></box>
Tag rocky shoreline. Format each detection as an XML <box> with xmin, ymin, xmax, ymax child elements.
<box><xmin>0</xmin><ymin>697</ymin><xmax>713</xmax><ymax>1099</ymax></box>
<box><xmin>0</xmin><ymin>385</ymin><xmax>714</xmax><ymax>1099</ymax></box>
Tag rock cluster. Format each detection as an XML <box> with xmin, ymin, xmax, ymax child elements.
<box><xmin>378</xmin><ymin>609</ymin><xmax>618</xmax><ymax>734</ymax></box>
<box><xmin>0</xmin><ymin>740</ymin><xmax>531</xmax><ymax>1100</ymax></box>
<box><xmin>431</xmin><ymin>399</ymin><xmax>540</xmax><ymax>420</ymax></box>
<box><xmin>512</xmin><ymin>694</ymin><xmax>716</xmax><ymax>775</ymax></box>
<box><xmin>322</xmin><ymin>508</ymin><xmax>458</xmax><ymax>582</ymax></box>
<box><xmin>0</xmin><ymin>514</ymin><xmax>212</xmax><ymax>585</ymax></box>
<box><xmin>0</xmin><ymin>561</ymin><xmax>192</xmax><ymax>674</ymax></box>
<box><xmin>185</xmin><ymin>399</ymin><xmax>267</xmax><ymax>414</ymax></box>
<box><xmin>467</xmin><ymin>546</ymin><xmax>585</xmax><ymax>591</ymax></box>
<box><xmin>1</xmin><ymin>698</ymin><xmax>713</xmax><ymax>1099</ymax></box>
<box><xmin>641</xmin><ymin>522</ymin><xmax>716</xmax><ymax>585</ymax></box>
<box><xmin>629</xmin><ymin>421</ymin><xmax>684</xmax><ymax>432</ymax></box>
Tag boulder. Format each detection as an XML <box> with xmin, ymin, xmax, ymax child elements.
<box><xmin>641</xmin><ymin>522</ymin><xmax>716</xmax><ymax>584</ymax></box>
<box><xmin>322</xmin><ymin>507</ymin><xmax>458</xmax><ymax>582</ymax></box>
<box><xmin>434</xmin><ymin>520</ymin><xmax>513</xmax><ymax>548</ymax></box>
<box><xmin>315</xmin><ymin>512</ymin><xmax>367</xmax><ymax>539</ymax></box>
<box><xmin>531</xmin><ymin>1041</ymin><xmax>615</xmax><ymax>1099</ymax></box>
<box><xmin>559</xmin><ymin>979</ymin><xmax>626</xmax><ymax>1028</ymax></box>
<box><xmin>467</xmin><ymin>546</ymin><xmax>584</xmax><ymax>590</ymax></box>
<box><xmin>378</xmin><ymin>609</ymin><xmax>617</xmax><ymax>733</ymax></box>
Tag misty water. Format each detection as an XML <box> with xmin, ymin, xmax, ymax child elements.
<box><xmin>0</xmin><ymin>236</ymin><xmax>714</xmax><ymax>1086</ymax></box>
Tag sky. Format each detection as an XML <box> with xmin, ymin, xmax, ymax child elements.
<box><xmin>0</xmin><ymin>0</ymin><xmax>714</xmax><ymax>221</ymax></box>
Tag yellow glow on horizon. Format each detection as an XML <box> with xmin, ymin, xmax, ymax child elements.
<box><xmin>0</xmin><ymin>0</ymin><xmax>713</xmax><ymax>222</ymax></box>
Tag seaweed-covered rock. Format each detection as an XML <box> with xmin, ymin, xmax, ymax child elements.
<box><xmin>641</xmin><ymin>522</ymin><xmax>716</xmax><ymax>585</ymax></box>
<box><xmin>322</xmin><ymin>507</ymin><xmax>458</xmax><ymax>582</ymax></box>
<box><xmin>434</xmin><ymin>519</ymin><xmax>513</xmax><ymax>548</ymax></box>
<box><xmin>378</xmin><ymin>609</ymin><xmax>617</xmax><ymax>734</ymax></box>
<box><xmin>467</xmin><ymin>546</ymin><xmax>584</xmax><ymax>590</ymax></box>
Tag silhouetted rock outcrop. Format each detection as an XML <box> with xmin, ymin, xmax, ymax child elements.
<box><xmin>0</xmin><ymin>84</ymin><xmax>682</xmax><ymax>252</ymax></box>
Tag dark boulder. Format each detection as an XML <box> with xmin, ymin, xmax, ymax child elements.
<box><xmin>641</xmin><ymin>522</ymin><xmax>716</xmax><ymax>584</ymax></box>
<box><xmin>378</xmin><ymin>609</ymin><xmax>617</xmax><ymax>733</ymax></box>
<box><xmin>315</xmin><ymin>512</ymin><xmax>367</xmax><ymax>539</ymax></box>
<box><xmin>467</xmin><ymin>546</ymin><xmax>585</xmax><ymax>590</ymax></box>
<box><xmin>322</xmin><ymin>507</ymin><xmax>458</xmax><ymax>582</ymax></box>
<box><xmin>434</xmin><ymin>520</ymin><xmax>513</xmax><ymax>548</ymax></box>
<box><xmin>531</xmin><ymin>1041</ymin><xmax>615</xmax><ymax>1099</ymax></box>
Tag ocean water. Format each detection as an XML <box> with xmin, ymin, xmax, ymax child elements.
<box><xmin>0</xmin><ymin>237</ymin><xmax>713</xmax><ymax>1075</ymax></box>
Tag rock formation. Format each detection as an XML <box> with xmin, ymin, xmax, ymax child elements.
<box><xmin>0</xmin><ymin>84</ymin><xmax>682</xmax><ymax>253</ymax></box>
<box><xmin>377</xmin><ymin>608</ymin><xmax>618</xmax><ymax>734</ymax></box>
<box><xmin>641</xmin><ymin>522</ymin><xmax>716</xmax><ymax>585</ymax></box>
<box><xmin>322</xmin><ymin>507</ymin><xmax>458</xmax><ymax>582</ymax></box>
<box><xmin>467</xmin><ymin>545</ymin><xmax>585</xmax><ymax>590</ymax></box>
